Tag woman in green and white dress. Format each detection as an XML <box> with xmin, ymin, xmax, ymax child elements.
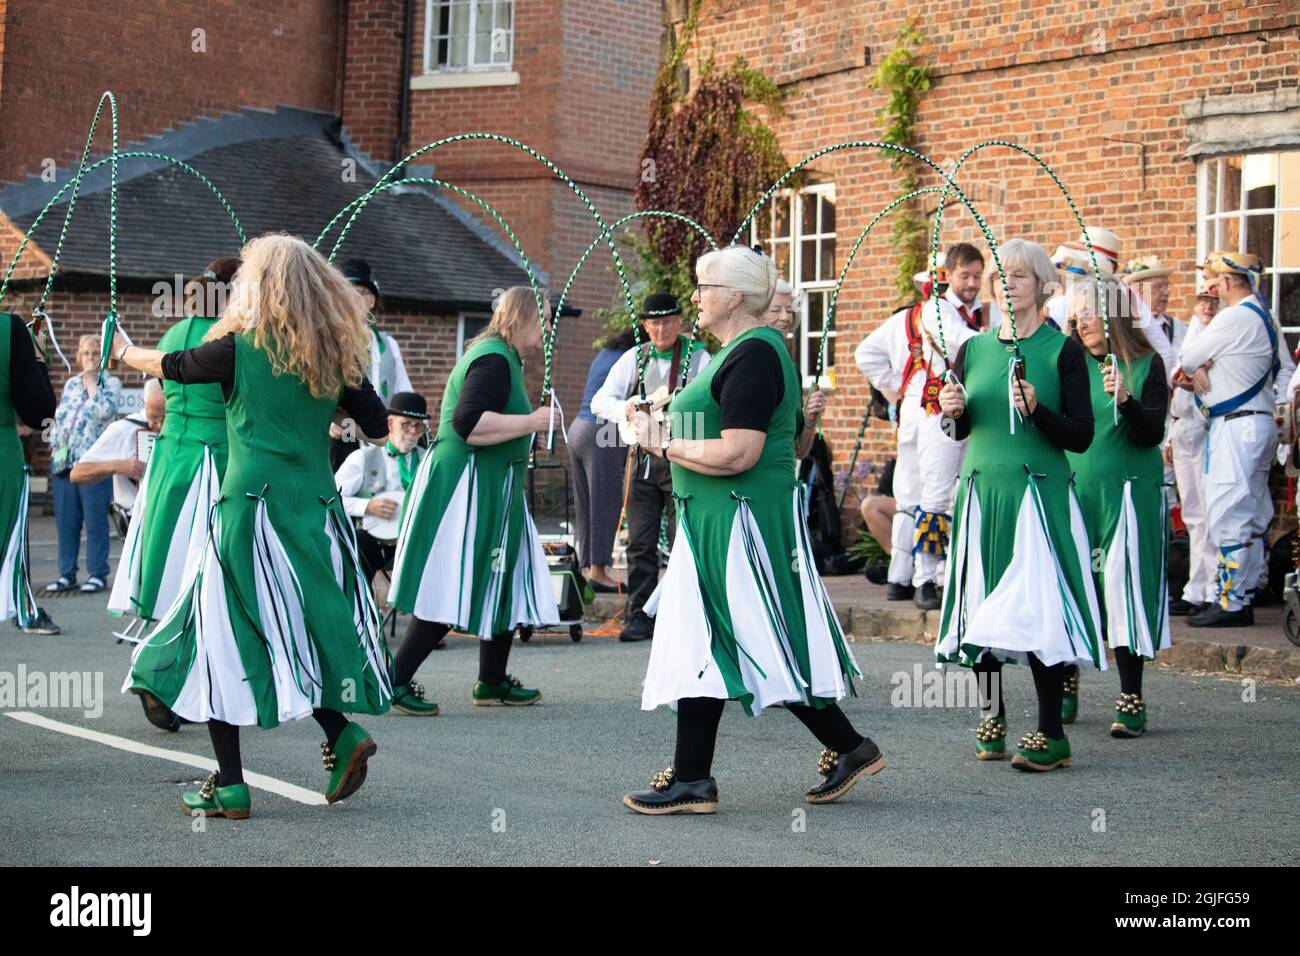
<box><xmin>1065</xmin><ymin>275</ymin><xmax>1169</xmax><ymax>738</ymax></box>
<box><xmin>111</xmin><ymin>235</ymin><xmax>393</xmax><ymax>818</ymax></box>
<box><xmin>623</xmin><ymin>245</ymin><xmax>877</xmax><ymax>816</ymax></box>
<box><xmin>386</xmin><ymin>286</ymin><xmax>558</xmax><ymax>714</ymax></box>
<box><xmin>935</xmin><ymin>238</ymin><xmax>1103</xmax><ymax>772</ymax></box>
<box><xmin>109</xmin><ymin>259</ymin><xmax>237</xmax><ymax>624</ymax></box>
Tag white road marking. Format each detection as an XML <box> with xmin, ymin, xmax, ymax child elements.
<box><xmin>4</xmin><ymin>711</ymin><xmax>327</xmax><ymax>806</ymax></box>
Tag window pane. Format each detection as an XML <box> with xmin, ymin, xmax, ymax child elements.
<box><xmin>1279</xmin><ymin>212</ymin><xmax>1300</xmax><ymax>269</ymax></box>
<box><xmin>773</xmin><ymin>240</ymin><xmax>790</xmax><ymax>280</ymax></box>
<box><xmin>1217</xmin><ymin>215</ymin><xmax>1240</xmax><ymax>250</ymax></box>
<box><xmin>1281</xmin><ymin>152</ymin><xmax>1300</xmax><ymax>209</ymax></box>
<box><xmin>1245</xmin><ymin>214</ymin><xmax>1274</xmax><ymax>269</ymax></box>
<box><xmin>802</xmin><ymin>194</ymin><xmax>817</xmax><ymax>235</ymax></box>
<box><xmin>801</xmin><ymin>238</ymin><xmax>817</xmax><ymax>283</ymax></box>
<box><xmin>446</xmin><ymin>34</ymin><xmax>468</xmax><ymax>67</ymax></box>
<box><xmin>820</xmin><ymin>238</ymin><xmax>836</xmax><ymax>280</ymax></box>
<box><xmin>1279</xmin><ymin>272</ymin><xmax>1300</xmax><ymax>330</ymax></box>
<box><xmin>1200</xmin><ymin>160</ymin><xmax>1216</xmax><ymax>217</ymax></box>
<box><xmin>1243</xmin><ymin>153</ymin><xmax>1277</xmax><ymax>211</ymax></box>
<box><xmin>775</xmin><ymin>197</ymin><xmax>791</xmax><ymax>239</ymax></box>
<box><xmin>821</xmin><ymin>193</ymin><xmax>836</xmax><ymax>234</ymax></box>
<box><xmin>1224</xmin><ymin>157</ymin><xmax>1243</xmax><ymax>214</ymax></box>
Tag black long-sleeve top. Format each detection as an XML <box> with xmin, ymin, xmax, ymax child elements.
<box><xmin>1113</xmin><ymin>352</ymin><xmax>1168</xmax><ymax>448</ymax></box>
<box><xmin>159</xmin><ymin>332</ymin><xmax>388</xmax><ymax>438</ymax></box>
<box><xmin>710</xmin><ymin>337</ymin><xmax>804</xmax><ymax>435</ymax></box>
<box><xmin>9</xmin><ymin>313</ymin><xmax>56</xmax><ymax>427</ymax></box>
<box><xmin>451</xmin><ymin>353</ymin><xmax>511</xmax><ymax>440</ymax></box>
<box><xmin>947</xmin><ymin>333</ymin><xmax>1094</xmax><ymax>453</ymax></box>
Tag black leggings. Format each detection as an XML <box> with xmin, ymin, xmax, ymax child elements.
<box><xmin>391</xmin><ymin>616</ymin><xmax>515</xmax><ymax>687</ymax></box>
<box><xmin>1066</xmin><ymin>652</ymin><xmax>1143</xmax><ymax>696</ymax></box>
<box><xmin>208</xmin><ymin>708</ymin><xmax>348</xmax><ymax>787</ymax></box>
<box><xmin>672</xmin><ymin>697</ymin><xmax>866</xmax><ymax>782</ymax></box>
<box><xmin>973</xmin><ymin>655</ymin><xmax>1066</xmax><ymax>739</ymax></box>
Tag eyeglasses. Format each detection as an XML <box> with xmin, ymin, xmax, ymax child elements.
<box><xmin>393</xmin><ymin>420</ymin><xmax>424</xmax><ymax>433</ymax></box>
<box><xmin>694</xmin><ymin>284</ymin><xmax>729</xmax><ymax>295</ymax></box>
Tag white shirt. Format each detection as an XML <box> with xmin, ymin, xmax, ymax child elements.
<box><xmin>590</xmin><ymin>342</ymin><xmax>711</xmax><ymax>424</ymax></box>
<box><xmin>1179</xmin><ymin>294</ymin><xmax>1280</xmax><ymax>415</ymax></box>
<box><xmin>369</xmin><ymin>327</ymin><xmax>412</xmax><ymax>401</ymax></box>
<box><xmin>1171</xmin><ymin>311</ymin><xmax>1208</xmax><ymax>420</ymax></box>
<box><xmin>78</xmin><ymin>415</ymin><xmax>152</xmax><ymax>510</ymax></box>
<box><xmin>942</xmin><ymin>286</ymin><xmax>983</xmax><ymax>327</ymax></box>
<box><xmin>335</xmin><ymin>442</ymin><xmax>424</xmax><ymax>518</ymax></box>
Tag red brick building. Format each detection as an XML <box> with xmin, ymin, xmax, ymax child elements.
<box><xmin>0</xmin><ymin>0</ymin><xmax>664</xmax><ymax>426</ymax></box>
<box><xmin>668</xmin><ymin>0</ymin><xmax>1300</xmax><ymax>516</ymax></box>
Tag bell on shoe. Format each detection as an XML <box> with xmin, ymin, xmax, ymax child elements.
<box><xmin>1110</xmin><ymin>693</ymin><xmax>1147</xmax><ymax>738</ymax></box>
<box><xmin>974</xmin><ymin>715</ymin><xmax>1006</xmax><ymax>760</ymax></box>
<box><xmin>1061</xmin><ymin>670</ymin><xmax>1080</xmax><ymax>725</ymax></box>
<box><xmin>321</xmin><ymin>721</ymin><xmax>377</xmax><ymax>804</ymax></box>
<box><xmin>805</xmin><ymin>738</ymin><xmax>885</xmax><ymax>804</ymax></box>
<box><xmin>390</xmin><ymin>680</ymin><xmax>439</xmax><ymax>715</ymax></box>
<box><xmin>1010</xmin><ymin>731</ymin><xmax>1072</xmax><ymax>772</ymax></box>
<box><xmin>622</xmin><ymin>767</ymin><xmax>719</xmax><ymax>815</ymax></box>
<box><xmin>180</xmin><ymin>771</ymin><xmax>251</xmax><ymax>819</ymax></box>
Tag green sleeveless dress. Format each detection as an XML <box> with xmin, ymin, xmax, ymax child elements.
<box><xmin>0</xmin><ymin>315</ymin><xmax>38</xmax><ymax>627</ymax></box>
<box><xmin>1067</xmin><ymin>351</ymin><xmax>1170</xmax><ymax>659</ymax></box>
<box><xmin>109</xmin><ymin>317</ymin><xmax>230</xmax><ymax>622</ymax></box>
<box><xmin>935</xmin><ymin>323</ymin><xmax>1104</xmax><ymax>669</ymax></box>
<box><xmin>389</xmin><ymin>335</ymin><xmax>557</xmax><ymax>637</ymax></box>
<box><xmin>641</xmin><ymin>325</ymin><xmax>859</xmax><ymax>716</ymax></box>
<box><xmin>125</xmin><ymin>335</ymin><xmax>391</xmax><ymax>729</ymax></box>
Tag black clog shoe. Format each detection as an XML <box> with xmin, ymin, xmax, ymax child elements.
<box><xmin>805</xmin><ymin>738</ymin><xmax>885</xmax><ymax>804</ymax></box>
<box><xmin>622</xmin><ymin>767</ymin><xmax>718</xmax><ymax>815</ymax></box>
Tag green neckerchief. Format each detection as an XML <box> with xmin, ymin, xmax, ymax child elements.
<box><xmin>646</xmin><ymin>334</ymin><xmax>685</xmax><ymax>361</ymax></box>
<box><xmin>368</xmin><ymin>315</ymin><xmax>386</xmax><ymax>353</ymax></box>
<box><xmin>387</xmin><ymin>441</ymin><xmax>415</xmax><ymax>490</ymax></box>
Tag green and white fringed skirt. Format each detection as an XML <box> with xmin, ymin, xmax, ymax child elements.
<box><xmin>123</xmin><ymin>493</ymin><xmax>392</xmax><ymax>728</ymax></box>
<box><xmin>1097</xmin><ymin>479</ymin><xmax>1171</xmax><ymax>660</ymax></box>
<box><xmin>936</xmin><ymin>472</ymin><xmax>1106</xmax><ymax>670</ymax></box>
<box><xmin>641</xmin><ymin>483</ymin><xmax>860</xmax><ymax>715</ymax></box>
<box><xmin>1</xmin><ymin>465</ymin><xmax>38</xmax><ymax>628</ymax></box>
<box><xmin>108</xmin><ymin>443</ymin><xmax>220</xmax><ymax>622</ymax></box>
<box><xmin>389</xmin><ymin>453</ymin><xmax>559</xmax><ymax>639</ymax></box>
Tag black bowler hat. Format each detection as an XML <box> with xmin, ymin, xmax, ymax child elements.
<box><xmin>387</xmin><ymin>391</ymin><xmax>428</xmax><ymax>420</ymax></box>
<box><xmin>341</xmin><ymin>258</ymin><xmax>380</xmax><ymax>298</ymax></box>
<box><xmin>640</xmin><ymin>291</ymin><xmax>681</xmax><ymax>319</ymax></box>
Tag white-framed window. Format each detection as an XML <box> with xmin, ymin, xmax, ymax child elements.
<box><xmin>456</xmin><ymin>313</ymin><xmax>490</xmax><ymax>358</ymax></box>
<box><xmin>1197</xmin><ymin>151</ymin><xmax>1300</xmax><ymax>334</ymax></box>
<box><xmin>423</xmin><ymin>0</ymin><xmax>514</xmax><ymax>74</ymax></box>
<box><xmin>750</xmin><ymin>182</ymin><xmax>837</xmax><ymax>383</ymax></box>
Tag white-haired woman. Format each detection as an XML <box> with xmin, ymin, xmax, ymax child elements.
<box><xmin>936</xmin><ymin>238</ymin><xmax>1103</xmax><ymax>772</ymax></box>
<box><xmin>1066</xmin><ymin>275</ymin><xmax>1169</xmax><ymax>738</ymax></box>
<box><xmin>110</xmin><ymin>234</ymin><xmax>393</xmax><ymax>817</ymax></box>
<box><xmin>764</xmin><ymin>278</ymin><xmax>825</xmax><ymax>459</ymax></box>
<box><xmin>624</xmin><ymin>245</ymin><xmax>875</xmax><ymax>815</ymax></box>
<box><xmin>387</xmin><ymin>286</ymin><xmax>558</xmax><ymax>713</ymax></box>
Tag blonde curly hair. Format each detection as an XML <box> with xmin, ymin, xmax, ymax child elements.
<box><xmin>207</xmin><ymin>234</ymin><xmax>369</xmax><ymax>399</ymax></box>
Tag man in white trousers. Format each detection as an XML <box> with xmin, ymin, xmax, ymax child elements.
<box><xmin>1182</xmin><ymin>252</ymin><xmax>1282</xmax><ymax>627</ymax></box>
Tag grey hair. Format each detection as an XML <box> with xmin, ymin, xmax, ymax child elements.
<box><xmin>696</xmin><ymin>245</ymin><xmax>779</xmax><ymax>317</ymax></box>
<box><xmin>999</xmin><ymin>238</ymin><xmax>1058</xmax><ymax>307</ymax></box>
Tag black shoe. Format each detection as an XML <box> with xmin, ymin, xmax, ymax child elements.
<box><xmin>1187</xmin><ymin>604</ymin><xmax>1253</xmax><ymax>628</ymax></box>
<box><xmin>622</xmin><ymin>768</ymin><xmax>718</xmax><ymax>815</ymax></box>
<box><xmin>618</xmin><ymin>610</ymin><xmax>655</xmax><ymax>642</ymax></box>
<box><xmin>886</xmin><ymin>583</ymin><xmax>915</xmax><ymax>601</ymax></box>
<box><xmin>864</xmin><ymin>560</ymin><xmax>889</xmax><ymax>586</ymax></box>
<box><xmin>590</xmin><ymin>579</ymin><xmax>620</xmax><ymax>593</ymax></box>
<box><xmin>134</xmin><ymin>690</ymin><xmax>181</xmax><ymax>732</ymax></box>
<box><xmin>805</xmin><ymin>738</ymin><xmax>885</xmax><ymax>804</ymax></box>
<box><xmin>914</xmin><ymin>581</ymin><xmax>941</xmax><ymax>610</ymax></box>
<box><xmin>1168</xmin><ymin>597</ymin><xmax>1197</xmax><ymax>617</ymax></box>
<box><xmin>19</xmin><ymin>607</ymin><xmax>60</xmax><ymax>635</ymax></box>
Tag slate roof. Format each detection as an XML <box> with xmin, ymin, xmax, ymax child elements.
<box><xmin>0</xmin><ymin>107</ymin><xmax>546</xmax><ymax>312</ymax></box>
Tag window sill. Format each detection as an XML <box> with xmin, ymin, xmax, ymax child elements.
<box><xmin>411</xmin><ymin>70</ymin><xmax>519</xmax><ymax>90</ymax></box>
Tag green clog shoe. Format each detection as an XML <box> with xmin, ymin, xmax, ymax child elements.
<box><xmin>975</xmin><ymin>715</ymin><xmax>1007</xmax><ymax>760</ymax></box>
<box><xmin>391</xmin><ymin>680</ymin><xmax>439</xmax><ymax>716</ymax></box>
<box><xmin>320</xmin><ymin>721</ymin><xmax>377</xmax><ymax>804</ymax></box>
<box><xmin>1010</xmin><ymin>731</ymin><xmax>1072</xmax><ymax>772</ymax></box>
<box><xmin>471</xmin><ymin>674</ymin><xmax>541</xmax><ymax>706</ymax></box>
<box><xmin>1110</xmin><ymin>693</ymin><xmax>1147</xmax><ymax>738</ymax></box>
<box><xmin>180</xmin><ymin>771</ymin><xmax>251</xmax><ymax>819</ymax></box>
<box><xmin>1061</xmin><ymin>670</ymin><xmax>1080</xmax><ymax>725</ymax></box>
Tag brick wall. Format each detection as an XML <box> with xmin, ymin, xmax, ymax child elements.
<box><xmin>340</xmin><ymin>0</ymin><xmax>406</xmax><ymax>163</ymax></box>
<box><xmin>674</xmin><ymin>0</ymin><xmax>1300</xmax><ymax>524</ymax></box>
<box><xmin>0</xmin><ymin>0</ymin><xmax>341</xmax><ymax>183</ymax></box>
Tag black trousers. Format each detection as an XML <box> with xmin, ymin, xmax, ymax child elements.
<box><xmin>354</xmin><ymin>528</ymin><xmax>396</xmax><ymax>585</ymax></box>
<box><xmin>625</xmin><ymin>453</ymin><xmax>675</xmax><ymax>616</ymax></box>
